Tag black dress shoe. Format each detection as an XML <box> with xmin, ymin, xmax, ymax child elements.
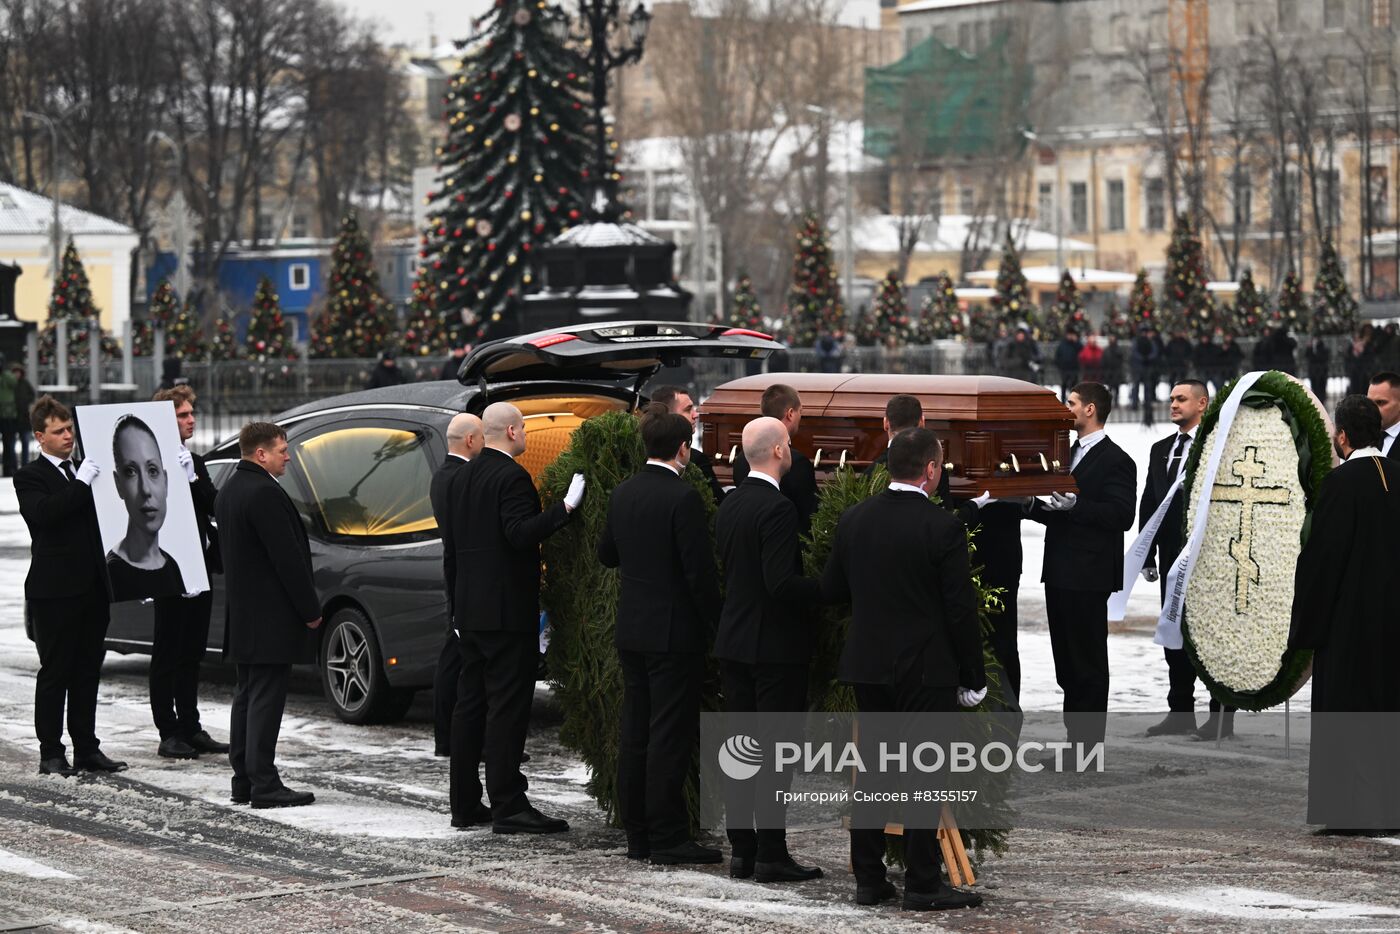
<box><xmin>627</xmin><ymin>834</ymin><xmax>650</xmax><ymax>860</ymax></box>
<box><xmin>450</xmin><ymin>803</ymin><xmax>493</xmax><ymax>828</ymax></box>
<box><xmin>492</xmin><ymin>805</ymin><xmax>569</xmax><ymax>835</ymax></box>
<box><xmin>158</xmin><ymin>737</ymin><xmax>199</xmax><ymax>760</ymax></box>
<box><xmin>187</xmin><ymin>730</ymin><xmax>230</xmax><ymax>754</ymax></box>
<box><xmin>856</xmin><ymin>879</ymin><xmax>898</xmax><ymax>905</ymax></box>
<box><xmin>434</xmin><ymin>746</ymin><xmax>450</xmax><ymax>758</ymax></box>
<box><xmin>1192</xmin><ymin>712</ymin><xmax>1236</xmax><ymax>740</ymax></box>
<box><xmin>74</xmin><ymin>751</ymin><xmax>128</xmax><ymax>773</ymax></box>
<box><xmin>231</xmin><ymin>789</ymin><xmax>251</xmax><ymax>805</ymax></box>
<box><xmin>754</xmin><ymin>856</ymin><xmax>823</xmax><ymax>883</ymax></box>
<box><xmin>903</xmin><ymin>885</ymin><xmax>984</xmax><ymax>911</ymax></box>
<box><xmin>38</xmin><ymin>756</ymin><xmax>76</xmax><ymax>777</ymax></box>
<box><xmin>650</xmin><ymin>840</ymin><xmax>723</xmax><ymax>865</ymax></box>
<box><xmin>1146</xmin><ymin>712</ymin><xmax>1199</xmax><ymax>736</ymax></box>
<box><xmin>730</xmin><ymin>855</ymin><xmax>754</xmax><ymax>878</ymax></box>
<box><xmin>251</xmin><ymin>787</ymin><xmax>315</xmax><ymax>809</ymax></box>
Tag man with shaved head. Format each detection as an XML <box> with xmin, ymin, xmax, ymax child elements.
<box><xmin>714</xmin><ymin>416</ymin><xmax>824</xmax><ymax>883</ymax></box>
<box><xmin>430</xmin><ymin>414</ymin><xmax>483</xmax><ymax>769</ymax></box>
<box><xmin>442</xmin><ymin>402</ymin><xmax>585</xmax><ymax>833</ymax></box>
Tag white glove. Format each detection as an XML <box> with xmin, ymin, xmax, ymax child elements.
<box><xmin>957</xmin><ymin>686</ymin><xmax>988</xmax><ymax>708</ymax></box>
<box><xmin>970</xmin><ymin>490</ymin><xmax>995</xmax><ymax>508</ymax></box>
<box><xmin>564</xmin><ymin>473</ymin><xmax>586</xmax><ymax>511</ymax></box>
<box><xmin>1044</xmin><ymin>491</ymin><xmax>1078</xmax><ymax>511</ymax></box>
<box><xmin>1141</xmin><ymin>566</ymin><xmax>1159</xmax><ymax>583</ymax></box>
<box><xmin>177</xmin><ymin>445</ymin><xmax>197</xmax><ymax>482</ymax></box>
<box><xmin>75</xmin><ymin>459</ymin><xmax>101</xmax><ymax>486</ymax></box>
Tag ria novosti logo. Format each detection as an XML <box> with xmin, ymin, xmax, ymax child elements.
<box><xmin>717</xmin><ymin>734</ymin><xmax>763</xmax><ymax>781</ymax></box>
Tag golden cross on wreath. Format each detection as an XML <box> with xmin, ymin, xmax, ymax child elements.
<box><xmin>1211</xmin><ymin>446</ymin><xmax>1292</xmax><ymax>612</ymax></box>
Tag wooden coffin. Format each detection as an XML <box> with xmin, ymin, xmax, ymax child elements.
<box><xmin>700</xmin><ymin>373</ymin><xmax>1078</xmax><ymax>498</ymax></box>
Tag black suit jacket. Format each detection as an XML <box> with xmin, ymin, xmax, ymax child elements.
<box><xmin>732</xmin><ymin>446</ymin><xmax>819</xmax><ymax>535</ymax></box>
<box><xmin>215</xmin><ymin>460</ymin><xmax>319</xmax><ymax>664</ymax></box>
<box><xmin>714</xmin><ymin>477</ymin><xmax>821</xmax><ymax>665</ymax></box>
<box><xmin>598</xmin><ymin>464</ymin><xmax>721</xmax><ymax>654</ymax></box>
<box><xmin>445</xmin><ymin>446</ymin><xmax>570</xmax><ymax>634</ymax></box>
<box><xmin>189</xmin><ymin>450</ymin><xmax>222</xmax><ymax>574</ymax></box>
<box><xmin>821</xmin><ymin>489</ymin><xmax>985</xmax><ymax>689</ymax></box>
<box><xmin>15</xmin><ymin>456</ymin><xmax>106</xmax><ymax>600</ymax></box>
<box><xmin>430</xmin><ymin>454</ymin><xmax>469</xmax><ymax>627</ymax></box>
<box><xmin>1139</xmin><ymin>431</ymin><xmax>1192</xmax><ymax>571</ymax></box>
<box><xmin>1028</xmin><ymin>435</ymin><xmax>1136</xmax><ymax>592</ymax></box>
<box><xmin>689</xmin><ymin>447</ymin><xmax>726</xmax><ymax>504</ymax></box>
<box><xmin>1386</xmin><ymin>429</ymin><xmax>1400</xmax><ymax>463</ymax></box>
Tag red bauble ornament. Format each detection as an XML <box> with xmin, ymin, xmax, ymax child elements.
<box><xmin>568</xmin><ymin>209</ymin><xmax>580</xmax><ymax>220</ymax></box>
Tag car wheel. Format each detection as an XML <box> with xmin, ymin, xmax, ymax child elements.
<box><xmin>320</xmin><ymin>607</ymin><xmax>398</xmax><ymax>725</ymax></box>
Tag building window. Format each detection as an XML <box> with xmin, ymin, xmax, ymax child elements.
<box><xmin>255</xmin><ymin>212</ymin><xmax>274</xmax><ymax>242</ymax></box>
<box><xmin>1323</xmin><ymin>167</ymin><xmax>1342</xmax><ymax>230</ymax></box>
<box><xmin>1106</xmin><ymin>179</ymin><xmax>1125</xmax><ymax>231</ymax></box>
<box><xmin>1273</xmin><ymin>169</ymin><xmax>1302</xmax><ymax>229</ymax></box>
<box><xmin>1324</xmin><ymin>0</ymin><xmax>1346</xmax><ymax>29</ymax></box>
<box><xmin>960</xmin><ymin>185</ymin><xmax>976</xmax><ymax>215</ymax></box>
<box><xmin>1278</xmin><ymin>0</ymin><xmax>1298</xmax><ymax>29</ymax></box>
<box><xmin>1069</xmin><ymin>182</ymin><xmax>1088</xmax><ymax>232</ymax></box>
<box><xmin>1038</xmin><ymin>181</ymin><xmax>1054</xmax><ymax>226</ymax></box>
<box><xmin>957</xmin><ymin>22</ymin><xmax>973</xmax><ymax>50</ymax></box>
<box><xmin>905</xmin><ymin>27</ymin><xmax>925</xmax><ymax>50</ymax></box>
<box><xmin>1233</xmin><ymin>171</ymin><xmax>1253</xmax><ymax>227</ymax></box>
<box><xmin>289</xmin><ymin>263</ymin><xmax>311</xmax><ymax>290</ymax></box>
<box><xmin>641</xmin><ymin>98</ymin><xmax>653</xmax><ymax>118</ymax></box>
<box><xmin>1370</xmin><ymin>166</ymin><xmax>1389</xmax><ymax>224</ymax></box>
<box><xmin>291</xmin><ymin>214</ymin><xmax>309</xmax><ymax>239</ymax></box>
<box><xmin>1145</xmin><ymin>177</ymin><xmax>1166</xmax><ymax>230</ymax></box>
<box><xmin>1372</xmin><ymin>55</ymin><xmax>1395</xmax><ymax>87</ymax></box>
<box><xmin>1373</xmin><ymin>0</ymin><xmax>1393</xmax><ymax>28</ymax></box>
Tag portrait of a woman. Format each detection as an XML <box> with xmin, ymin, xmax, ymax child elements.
<box><xmin>105</xmin><ymin>414</ymin><xmax>187</xmax><ymax>601</ymax></box>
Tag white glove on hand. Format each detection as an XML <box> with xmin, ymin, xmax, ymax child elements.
<box><xmin>177</xmin><ymin>445</ymin><xmax>197</xmax><ymax>482</ymax></box>
<box><xmin>970</xmin><ymin>490</ymin><xmax>995</xmax><ymax>508</ymax></box>
<box><xmin>1045</xmin><ymin>491</ymin><xmax>1078</xmax><ymax>512</ymax></box>
<box><xmin>564</xmin><ymin>473</ymin><xmax>586</xmax><ymax>511</ymax></box>
<box><xmin>1141</xmin><ymin>566</ymin><xmax>1160</xmax><ymax>583</ymax></box>
<box><xmin>75</xmin><ymin>459</ymin><xmax>101</xmax><ymax>486</ymax></box>
<box><xmin>957</xmin><ymin>686</ymin><xmax>988</xmax><ymax>708</ymax></box>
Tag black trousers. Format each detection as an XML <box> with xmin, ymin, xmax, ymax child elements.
<box><xmin>433</xmin><ymin>629</ymin><xmax>462</xmax><ymax>755</ymax></box>
<box><xmin>229</xmin><ymin>663</ymin><xmax>291</xmax><ymax>797</ymax></box>
<box><xmin>0</xmin><ymin>419</ymin><xmax>18</xmax><ymax>476</ymax></box>
<box><xmin>150</xmin><ymin>590</ymin><xmax>213</xmax><ymax>740</ymax></box>
<box><xmin>1044</xmin><ymin>585</ymin><xmax>1109</xmax><ymax>746</ymax></box>
<box><xmin>448</xmin><ymin>634</ymin><xmax>488</xmax><ymax>820</ymax></box>
<box><xmin>987</xmin><ymin>582</ymin><xmax>1021</xmax><ymax>702</ymax></box>
<box><xmin>458</xmin><ymin>630</ymin><xmax>537</xmax><ymax>819</ymax></box>
<box><xmin>721</xmin><ymin>660</ymin><xmax>807</xmax><ymax>861</ymax></box>
<box><xmin>850</xmin><ymin>659</ymin><xmax>957</xmax><ymax>895</ymax></box>
<box><xmin>30</xmin><ymin>590</ymin><xmax>110</xmax><ymax>760</ymax></box>
<box><xmin>617</xmin><ymin>649</ymin><xmax>703</xmax><ymax>850</ymax></box>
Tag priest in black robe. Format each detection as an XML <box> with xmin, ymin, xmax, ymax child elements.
<box><xmin>1289</xmin><ymin>394</ymin><xmax>1400</xmax><ymax>831</ymax></box>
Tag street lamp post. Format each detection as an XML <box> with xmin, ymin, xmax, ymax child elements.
<box><xmin>20</xmin><ymin>111</ymin><xmax>62</xmax><ymax>283</ymax></box>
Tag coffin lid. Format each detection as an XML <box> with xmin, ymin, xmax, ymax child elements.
<box><xmin>703</xmin><ymin>373</ymin><xmax>1074</xmax><ymax>426</ymax></box>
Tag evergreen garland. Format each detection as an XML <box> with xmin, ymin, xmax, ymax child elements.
<box><xmin>245</xmin><ymin>275</ymin><xmax>296</xmax><ymax>361</ymax></box>
<box><xmin>1162</xmin><ymin>213</ymin><xmax>1216</xmax><ymax>337</ymax></box>
<box><xmin>1232</xmin><ymin>268</ymin><xmax>1270</xmax><ymax>339</ymax></box>
<box><xmin>1274</xmin><ymin>270</ymin><xmax>1306</xmax><ymax>331</ymax></box>
<box><xmin>310</xmin><ymin>212</ymin><xmax>395</xmax><ymax>359</ymax></box>
<box><xmin>423</xmin><ymin>0</ymin><xmax>596</xmax><ymax>342</ymax></box>
<box><xmin>1310</xmin><ymin>239</ymin><xmax>1358</xmax><ymax>336</ymax></box>
<box><xmin>921</xmin><ymin>272</ymin><xmax>964</xmax><ymax>341</ymax></box>
<box><xmin>990</xmin><ymin>234</ymin><xmax>1034</xmax><ymax>331</ymax></box>
<box><xmin>728</xmin><ymin>273</ymin><xmax>764</xmax><ymax>331</ymax></box>
<box><xmin>785</xmin><ymin>213</ymin><xmax>846</xmax><ymax>347</ymax></box>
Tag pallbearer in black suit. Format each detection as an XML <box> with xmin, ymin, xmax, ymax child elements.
<box><xmin>448</xmin><ymin>402</ymin><xmax>583</xmax><ymax>834</ymax></box>
<box><xmin>218</xmin><ymin>422</ymin><xmax>321</xmax><ymax>809</ymax></box>
<box><xmin>1366</xmin><ymin>372</ymin><xmax>1400</xmax><ymax>461</ymax></box>
<box><xmin>148</xmin><ymin>385</ymin><xmax>229</xmax><ymax>761</ymax></box>
<box><xmin>651</xmin><ymin>384</ymin><xmax>725</xmax><ymax>504</ymax></box>
<box><xmin>731</xmin><ymin>384</ymin><xmax>818</xmax><ymax>534</ymax></box>
<box><xmin>715</xmin><ymin>416</ymin><xmax>823</xmax><ymax>883</ymax></box>
<box><xmin>429</xmin><ymin>413</ymin><xmax>483</xmax><ymax>761</ymax></box>
<box><xmin>16</xmin><ymin>395</ymin><xmax>126</xmax><ymax>776</ymax></box>
<box><xmin>822</xmin><ymin>428</ymin><xmax>986</xmax><ymax>912</ymax></box>
<box><xmin>1026</xmin><ymin>383</ymin><xmax>1136</xmax><ymax>749</ymax></box>
<box><xmin>598</xmin><ymin>403</ymin><xmax>723</xmax><ymax>865</ymax></box>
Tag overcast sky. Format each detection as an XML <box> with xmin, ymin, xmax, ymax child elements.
<box><xmin>338</xmin><ymin>0</ymin><xmax>494</xmax><ymax>48</ymax></box>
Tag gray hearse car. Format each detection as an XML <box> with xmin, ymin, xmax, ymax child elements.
<box><xmin>104</xmin><ymin>321</ymin><xmax>778</xmax><ymax>722</ymax></box>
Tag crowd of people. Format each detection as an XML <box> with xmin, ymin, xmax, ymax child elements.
<box><xmin>13</xmin><ymin>359</ymin><xmax>1400</xmax><ymax>912</ymax></box>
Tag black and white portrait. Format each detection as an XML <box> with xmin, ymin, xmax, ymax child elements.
<box><xmin>77</xmin><ymin>401</ymin><xmax>210</xmax><ymax>602</ymax></box>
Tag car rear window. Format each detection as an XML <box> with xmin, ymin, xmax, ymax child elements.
<box><xmin>293</xmin><ymin>426</ymin><xmax>437</xmax><ymax>538</ymax></box>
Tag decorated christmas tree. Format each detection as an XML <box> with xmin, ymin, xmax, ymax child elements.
<box><xmin>784</xmin><ymin>212</ymin><xmax>845</xmax><ymax>347</ymax></box>
<box><xmin>1127</xmin><ymin>268</ymin><xmax>1157</xmax><ymax>331</ymax></box>
<box><xmin>728</xmin><ymin>272</ymin><xmax>764</xmax><ymax>331</ymax></box>
<box><xmin>1162</xmin><ymin>213</ymin><xmax>1216</xmax><ymax>337</ymax></box>
<box><xmin>310</xmin><ymin>212</ymin><xmax>395</xmax><ymax>358</ymax></box>
<box><xmin>921</xmin><ymin>271</ymin><xmax>964</xmax><ymax>340</ymax></box>
<box><xmin>1311</xmin><ymin>239</ymin><xmax>1359</xmax><ymax>336</ymax></box>
<box><xmin>422</xmin><ymin>0</ymin><xmax>596</xmax><ymax>342</ymax></box>
<box><xmin>967</xmin><ymin>301</ymin><xmax>998</xmax><ymax>344</ymax></box>
<box><xmin>133</xmin><ymin>280</ymin><xmax>179</xmax><ymax>356</ymax></box>
<box><xmin>38</xmin><ymin>239</ymin><xmax>118</xmax><ymax>364</ymax></box>
<box><xmin>1232</xmin><ymin>268</ymin><xmax>1270</xmax><ymax>338</ymax></box>
<box><xmin>209</xmin><ymin>314</ymin><xmax>240</xmax><ymax>361</ymax></box>
<box><xmin>853</xmin><ymin>304</ymin><xmax>878</xmax><ymax>347</ymax></box>
<box><xmin>135</xmin><ymin>280</ymin><xmax>207</xmax><ymax>359</ymax></box>
<box><xmin>990</xmin><ymin>234</ymin><xmax>1034</xmax><ymax>330</ymax></box>
<box><xmin>1043</xmin><ymin>270</ymin><xmax>1088</xmax><ymax>340</ymax></box>
<box><xmin>245</xmin><ymin>276</ymin><xmax>296</xmax><ymax>361</ymax></box>
<box><xmin>869</xmin><ymin>270</ymin><xmax>917</xmax><ymax>346</ymax></box>
<box><xmin>1274</xmin><ymin>269</ymin><xmax>1306</xmax><ymax>331</ymax></box>
<box><xmin>1105</xmin><ymin>299</ymin><xmax>1134</xmax><ymax>340</ymax></box>
<box><xmin>399</xmin><ymin>262</ymin><xmax>450</xmax><ymax>358</ymax></box>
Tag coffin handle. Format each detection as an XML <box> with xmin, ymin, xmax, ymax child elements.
<box><xmin>729</xmin><ymin>445</ymin><xmax>737</xmax><ymax>464</ymax></box>
<box><xmin>1009</xmin><ymin>453</ymin><xmax>1020</xmax><ymax>473</ymax></box>
<box><xmin>813</xmin><ymin>448</ymin><xmax>824</xmax><ymax>469</ymax></box>
<box><xmin>1039</xmin><ymin>452</ymin><xmax>1050</xmax><ymax>472</ymax></box>
<box><xmin>839</xmin><ymin>449</ymin><xmax>848</xmax><ymax>469</ymax></box>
